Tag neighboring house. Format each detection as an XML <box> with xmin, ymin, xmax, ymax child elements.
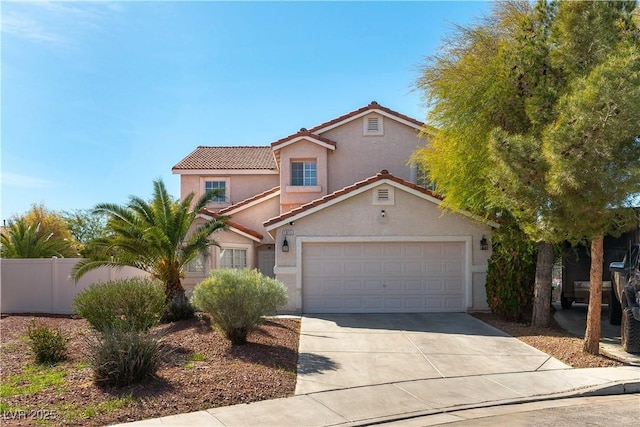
<box><xmin>173</xmin><ymin>101</ymin><xmax>497</xmax><ymax>313</ymax></box>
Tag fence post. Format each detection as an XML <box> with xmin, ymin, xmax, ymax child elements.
<box><xmin>51</xmin><ymin>257</ymin><xmax>57</xmax><ymax>313</ymax></box>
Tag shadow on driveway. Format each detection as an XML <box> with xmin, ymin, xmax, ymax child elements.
<box><xmin>301</xmin><ymin>312</ymin><xmax>510</xmax><ymax>337</ymax></box>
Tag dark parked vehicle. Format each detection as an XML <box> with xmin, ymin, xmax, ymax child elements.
<box><xmin>609</xmin><ymin>243</ymin><xmax>640</xmax><ymax>353</ymax></box>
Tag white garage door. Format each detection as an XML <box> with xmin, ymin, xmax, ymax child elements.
<box><xmin>302</xmin><ymin>241</ymin><xmax>466</xmax><ymax>313</ymax></box>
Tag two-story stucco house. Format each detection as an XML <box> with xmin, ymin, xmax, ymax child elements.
<box><xmin>172</xmin><ymin>101</ymin><xmax>496</xmax><ymax>313</ymax></box>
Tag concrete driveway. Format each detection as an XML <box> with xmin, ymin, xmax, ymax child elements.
<box><xmin>296</xmin><ymin>313</ymin><xmax>569</xmax><ymax>395</ymax></box>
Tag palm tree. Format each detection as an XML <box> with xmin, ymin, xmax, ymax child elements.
<box><xmin>72</xmin><ymin>179</ymin><xmax>228</xmax><ymax>300</ymax></box>
<box><xmin>1</xmin><ymin>218</ymin><xmax>75</xmax><ymax>258</ymax></box>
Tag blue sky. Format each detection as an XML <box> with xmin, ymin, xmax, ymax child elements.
<box><xmin>1</xmin><ymin>1</ymin><xmax>490</xmax><ymax>219</ymax></box>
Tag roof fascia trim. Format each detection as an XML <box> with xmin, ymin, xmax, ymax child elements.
<box><xmin>271</xmin><ymin>136</ymin><xmax>337</xmax><ymax>152</ymax></box>
<box><xmin>172</xmin><ymin>169</ymin><xmax>278</xmax><ymax>175</ymax></box>
<box><xmin>228</xmin><ymin>226</ymin><xmax>262</xmax><ymax>242</ymax></box>
<box><xmin>314</xmin><ymin>109</ymin><xmax>423</xmax><ymax>134</ymax></box>
<box><xmin>221</xmin><ymin>190</ymin><xmax>281</xmax><ymax>216</ymax></box>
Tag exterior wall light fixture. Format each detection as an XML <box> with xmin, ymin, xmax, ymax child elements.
<box><xmin>380</xmin><ymin>210</ymin><xmax>386</xmax><ymax>218</ymax></box>
<box><xmin>480</xmin><ymin>235</ymin><xmax>489</xmax><ymax>251</ymax></box>
<box><xmin>282</xmin><ymin>237</ymin><xmax>289</xmax><ymax>252</ymax></box>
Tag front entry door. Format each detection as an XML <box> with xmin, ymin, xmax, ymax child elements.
<box><xmin>258</xmin><ymin>248</ymin><xmax>276</xmax><ymax>278</ymax></box>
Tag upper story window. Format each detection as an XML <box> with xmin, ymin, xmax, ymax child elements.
<box><xmin>363</xmin><ymin>116</ymin><xmax>384</xmax><ymax>136</ymax></box>
<box><xmin>205</xmin><ymin>180</ymin><xmax>226</xmax><ymax>203</ymax></box>
<box><xmin>291</xmin><ymin>161</ymin><xmax>317</xmax><ymax>186</ymax></box>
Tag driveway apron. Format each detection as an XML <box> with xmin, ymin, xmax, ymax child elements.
<box><xmin>295</xmin><ymin>313</ymin><xmax>569</xmax><ymax>395</ymax></box>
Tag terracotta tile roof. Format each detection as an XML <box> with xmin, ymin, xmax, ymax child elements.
<box><xmin>270</xmin><ymin>129</ymin><xmax>338</xmax><ymax>150</ymax></box>
<box><xmin>201</xmin><ymin>208</ymin><xmax>264</xmax><ymax>240</ymax></box>
<box><xmin>263</xmin><ymin>170</ymin><xmax>442</xmax><ymax>228</ymax></box>
<box><xmin>308</xmin><ymin>101</ymin><xmax>424</xmax><ymax>133</ymax></box>
<box><xmin>218</xmin><ymin>186</ymin><xmax>280</xmax><ymax>215</ymax></box>
<box><xmin>173</xmin><ymin>146</ymin><xmax>276</xmax><ymax>170</ymax></box>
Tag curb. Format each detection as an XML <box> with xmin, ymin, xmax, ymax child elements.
<box><xmin>336</xmin><ymin>380</ymin><xmax>640</xmax><ymax>427</ymax></box>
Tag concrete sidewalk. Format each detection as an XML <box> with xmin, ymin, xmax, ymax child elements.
<box><xmin>113</xmin><ymin>313</ymin><xmax>640</xmax><ymax>427</ymax></box>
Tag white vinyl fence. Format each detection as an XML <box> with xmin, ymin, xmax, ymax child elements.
<box><xmin>1</xmin><ymin>258</ymin><xmax>147</xmax><ymax>314</ymax></box>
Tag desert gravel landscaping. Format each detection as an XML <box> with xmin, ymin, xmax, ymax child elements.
<box><xmin>1</xmin><ymin>311</ymin><xmax>626</xmax><ymax>426</ymax></box>
<box><xmin>0</xmin><ymin>314</ymin><xmax>299</xmax><ymax>426</ymax></box>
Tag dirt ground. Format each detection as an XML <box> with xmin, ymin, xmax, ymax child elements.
<box><xmin>0</xmin><ymin>314</ymin><xmax>300</xmax><ymax>426</ymax></box>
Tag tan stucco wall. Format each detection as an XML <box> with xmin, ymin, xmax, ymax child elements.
<box><xmin>226</xmin><ymin>196</ymin><xmax>280</xmax><ymax>245</ymax></box>
<box><xmin>321</xmin><ymin>113</ymin><xmax>429</xmax><ymax>192</ymax></box>
<box><xmin>272</xmin><ymin>184</ymin><xmax>493</xmax><ymax>312</ymax></box>
<box><xmin>278</xmin><ymin>140</ymin><xmax>329</xmax><ymax>211</ymax></box>
<box><xmin>180</xmin><ymin>174</ymin><xmax>279</xmax><ymax>209</ymax></box>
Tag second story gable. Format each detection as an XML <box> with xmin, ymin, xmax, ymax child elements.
<box><xmin>172</xmin><ymin>101</ymin><xmax>431</xmax><ymax>213</ymax></box>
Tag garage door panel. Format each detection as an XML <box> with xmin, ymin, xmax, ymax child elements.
<box><xmin>363</xmin><ymin>262</ymin><xmax>382</xmax><ymax>274</ymax></box>
<box><xmin>406</xmin><ymin>280</ymin><xmax>423</xmax><ymax>291</ymax></box>
<box><xmin>425</xmin><ymin>262</ymin><xmax>443</xmax><ymax>273</ymax></box>
<box><xmin>344</xmin><ymin>262</ymin><xmax>362</xmax><ymax>274</ymax></box>
<box><xmin>384</xmin><ymin>244</ymin><xmax>403</xmax><ymax>257</ymax></box>
<box><xmin>445</xmin><ymin>261</ymin><xmax>463</xmax><ymax>273</ymax></box>
<box><xmin>344</xmin><ymin>279</ymin><xmax>363</xmax><ymax>291</ymax></box>
<box><xmin>364</xmin><ymin>279</ymin><xmax>383</xmax><ymax>291</ymax></box>
<box><xmin>344</xmin><ymin>245</ymin><xmax>362</xmax><ymax>257</ymax></box>
<box><xmin>322</xmin><ymin>245</ymin><xmax>343</xmax><ymax>257</ymax></box>
<box><xmin>426</xmin><ymin>279</ymin><xmax>443</xmax><ymax>291</ymax></box>
<box><xmin>404</xmin><ymin>244</ymin><xmax>423</xmax><ymax>257</ymax></box>
<box><xmin>425</xmin><ymin>298</ymin><xmax>445</xmax><ymax>310</ymax></box>
<box><xmin>445</xmin><ymin>297</ymin><xmax>464</xmax><ymax>310</ymax></box>
<box><xmin>384</xmin><ymin>261</ymin><xmax>402</xmax><ymax>274</ymax></box>
<box><xmin>363</xmin><ymin>298</ymin><xmax>384</xmax><ymax>310</ymax></box>
<box><xmin>384</xmin><ymin>298</ymin><xmax>403</xmax><ymax>310</ymax></box>
<box><xmin>364</xmin><ymin>244</ymin><xmax>383</xmax><ymax>257</ymax></box>
<box><xmin>405</xmin><ymin>298</ymin><xmax>424</xmax><ymax>310</ymax></box>
<box><xmin>302</xmin><ymin>242</ymin><xmax>465</xmax><ymax>313</ymax></box>
<box><xmin>405</xmin><ymin>262</ymin><xmax>423</xmax><ymax>274</ymax></box>
<box><xmin>444</xmin><ymin>244</ymin><xmax>464</xmax><ymax>257</ymax></box>
<box><xmin>324</xmin><ymin>280</ymin><xmax>343</xmax><ymax>292</ymax></box>
<box><xmin>343</xmin><ymin>298</ymin><xmax>363</xmax><ymax>311</ymax></box>
<box><xmin>384</xmin><ymin>279</ymin><xmax>403</xmax><ymax>291</ymax></box>
<box><xmin>445</xmin><ymin>279</ymin><xmax>463</xmax><ymax>291</ymax></box>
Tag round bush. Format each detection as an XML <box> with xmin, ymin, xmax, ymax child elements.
<box><xmin>88</xmin><ymin>329</ymin><xmax>163</xmax><ymax>387</ymax></box>
<box><xmin>27</xmin><ymin>320</ymin><xmax>68</xmax><ymax>365</ymax></box>
<box><xmin>73</xmin><ymin>277</ymin><xmax>166</xmax><ymax>333</ymax></box>
<box><xmin>191</xmin><ymin>269</ymin><xmax>288</xmax><ymax>345</ymax></box>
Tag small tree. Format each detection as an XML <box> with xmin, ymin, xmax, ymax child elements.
<box><xmin>191</xmin><ymin>269</ymin><xmax>288</xmax><ymax>345</ymax></box>
<box><xmin>61</xmin><ymin>209</ymin><xmax>109</xmax><ymax>250</ymax></box>
<box><xmin>413</xmin><ymin>1</ymin><xmax>640</xmax><ymax>345</ymax></box>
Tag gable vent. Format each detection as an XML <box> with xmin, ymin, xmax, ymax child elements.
<box><xmin>367</xmin><ymin>118</ymin><xmax>379</xmax><ymax>132</ymax></box>
<box><xmin>377</xmin><ymin>188</ymin><xmax>389</xmax><ymax>201</ymax></box>
<box><xmin>363</xmin><ymin>116</ymin><xmax>383</xmax><ymax>136</ymax></box>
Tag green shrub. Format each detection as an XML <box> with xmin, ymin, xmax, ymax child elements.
<box><xmin>191</xmin><ymin>269</ymin><xmax>288</xmax><ymax>345</ymax></box>
<box><xmin>485</xmin><ymin>225</ymin><xmax>537</xmax><ymax>323</ymax></box>
<box><xmin>27</xmin><ymin>320</ymin><xmax>68</xmax><ymax>364</ymax></box>
<box><xmin>73</xmin><ymin>278</ymin><xmax>166</xmax><ymax>333</ymax></box>
<box><xmin>162</xmin><ymin>294</ymin><xmax>195</xmax><ymax>323</ymax></box>
<box><xmin>88</xmin><ymin>329</ymin><xmax>163</xmax><ymax>387</ymax></box>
